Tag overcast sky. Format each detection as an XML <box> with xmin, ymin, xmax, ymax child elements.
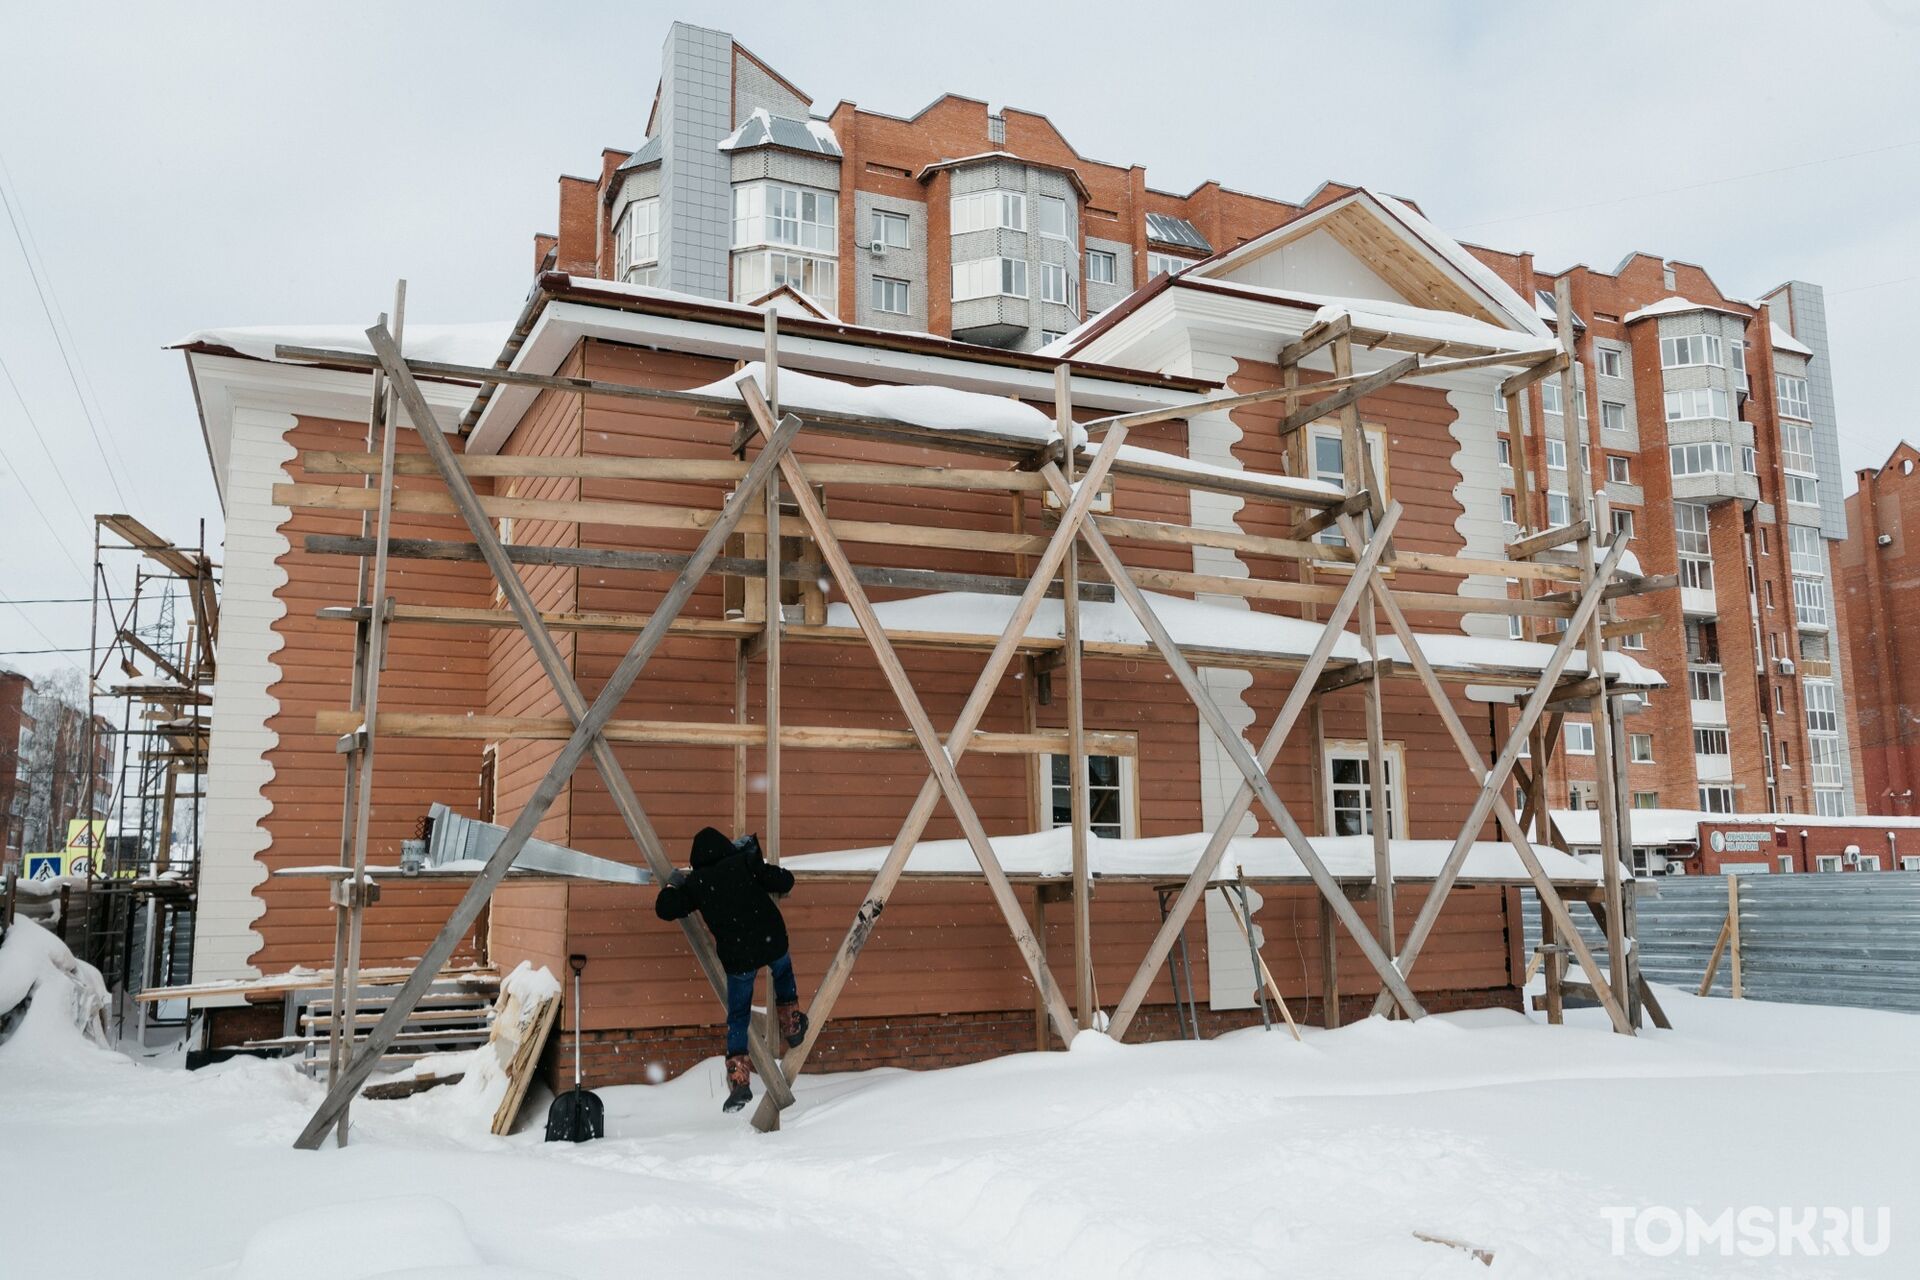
<box><xmin>3</xmin><ymin>0</ymin><xmax>1917</xmax><ymax>680</ymax></box>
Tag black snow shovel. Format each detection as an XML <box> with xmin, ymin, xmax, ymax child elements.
<box><xmin>545</xmin><ymin>954</ymin><xmax>604</xmax><ymax>1143</ymax></box>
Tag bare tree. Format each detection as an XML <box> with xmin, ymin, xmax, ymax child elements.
<box><xmin>20</xmin><ymin>670</ymin><xmax>108</xmax><ymax>854</ymax></box>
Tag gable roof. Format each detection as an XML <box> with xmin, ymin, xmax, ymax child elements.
<box><xmin>718</xmin><ymin>108</ymin><xmax>841</xmax><ymax>157</ymax></box>
<box><xmin>1191</xmin><ymin>188</ymin><xmax>1550</xmax><ymax>338</ymax></box>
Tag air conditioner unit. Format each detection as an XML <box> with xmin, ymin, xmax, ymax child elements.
<box><xmin>1845</xmin><ymin>850</ymin><xmax>1861</xmax><ymax>867</ymax></box>
<box><xmin>869</xmin><ymin>240</ymin><xmax>886</xmax><ymax>254</ymax></box>
<box><xmin>1777</xmin><ymin>658</ymin><xmax>1796</xmax><ymax>676</ymax></box>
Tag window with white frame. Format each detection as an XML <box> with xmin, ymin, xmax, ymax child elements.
<box><xmin>734</xmin><ymin>182</ymin><xmax>837</xmax><ymax>253</ymax></box>
<box><xmin>1859</xmin><ymin>854</ymin><xmax>1882</xmax><ymax>871</ymax></box>
<box><xmin>1046</xmin><ymin>752</ymin><xmax>1134</xmax><ymax>838</ymax></box>
<box><xmin>1630</xmin><ymin>733</ymin><xmax>1655</xmax><ymax>763</ymax></box>
<box><xmin>1607</xmin><ymin>455</ymin><xmax>1631</xmax><ymax>483</ymax></box>
<box><xmin>1793</xmin><ymin>574</ymin><xmax>1829</xmax><ymax>629</ymax></box>
<box><xmin>1693</xmin><ymin>727</ymin><xmax>1730</xmax><ymax>756</ymax></box>
<box><xmin>1729</xmin><ymin>338</ymin><xmax>1749</xmax><ymax>394</ymax></box>
<box><xmin>1699</xmin><ymin>785</ymin><xmax>1735</xmax><ymax>814</ymax></box>
<box><xmin>1034</xmin><ymin>194</ymin><xmax>1070</xmax><ymax>240</ymax></box>
<box><xmin>950</xmin><ymin>189</ymin><xmax>1024</xmax><ymax>234</ymax></box>
<box><xmin>1541</xmin><ymin>379</ymin><xmax>1587</xmax><ymax>424</ymax></box>
<box><xmin>871</xmin><ymin>209</ymin><xmax>909</xmax><ymax>249</ymax></box>
<box><xmin>1598</xmin><ymin>347</ymin><xmax>1624</xmax><ymax>378</ymax></box>
<box><xmin>1611</xmin><ymin>509</ymin><xmax>1635</xmax><ymax>540</ymax></box>
<box><xmin>1665</xmin><ymin>387</ymin><xmax>1731</xmax><ymax>422</ymax></box>
<box><xmin>1039</xmin><ymin>330</ymin><xmax>1066</xmax><ymax>346</ymax></box>
<box><xmin>1777</xmin><ymin>854</ymin><xmax>1795</xmax><ymax>873</ymax></box>
<box><xmin>1805</xmin><ymin>679</ymin><xmax>1838</xmax><ymax>734</ymax></box>
<box><xmin>1566</xmin><ymin>721</ymin><xmax>1596</xmax><ymax>755</ymax></box>
<box><xmin>1816</xmin><ymin>854</ymin><xmax>1843</xmax><ymax>872</ymax></box>
<box><xmin>1902</xmin><ymin>856</ymin><xmax>1920</xmax><ymax>871</ymax></box>
<box><xmin>952</xmin><ymin>256</ymin><xmax>1028</xmax><ymax>301</ymax></box>
<box><xmin>1547</xmin><ymin>489</ymin><xmax>1570</xmax><ymax>526</ymax></box>
<box><xmin>1307</xmin><ymin>424</ymin><xmax>1388</xmax><ymax>547</ymax></box>
<box><xmin>614</xmin><ymin>197</ymin><xmax>660</xmax><ymax>284</ymax></box>
<box><xmin>1741</xmin><ymin>444</ymin><xmax>1758</xmax><ymax>475</ymax></box>
<box><xmin>1497</xmin><ymin>435</ymin><xmax>1512</xmax><ymax>474</ymax></box>
<box><xmin>1675</xmin><ymin>502</ymin><xmax>1712</xmax><ymax>556</ymax></box>
<box><xmin>1147</xmin><ymin>251</ymin><xmax>1196</xmax><ymax>278</ymax></box>
<box><xmin>1086</xmin><ymin>247</ymin><xmax>1116</xmax><ymax>284</ymax></box>
<box><xmin>1323</xmin><ymin>741</ymin><xmax>1405</xmax><ymax>838</ymax></box>
<box><xmin>1670</xmin><ymin>441</ymin><xmax>1736</xmax><ymax>476</ymax></box>
<box><xmin>1809</xmin><ymin>734</ymin><xmax>1844</xmax><ymax>788</ymax></box>
<box><xmin>732</xmin><ymin>249</ymin><xmax>837</xmax><ymax>301</ymax></box>
<box><xmin>1507</xmin><ymin>612</ymin><xmax>1525</xmax><ymax>640</ymax></box>
<box><xmin>1500</xmin><ymin>492</ymin><xmax>1518</xmax><ymax>530</ymax></box>
<box><xmin>1661</xmin><ymin>332</ymin><xmax>1724</xmax><ymax>368</ymax></box>
<box><xmin>1776</xmin><ymin>374</ymin><xmax>1811</xmax><ymax>420</ymax></box>
<box><xmin>1689</xmin><ymin>668</ymin><xmax>1725</xmax><ymax>702</ymax></box>
<box><xmin>1602</xmin><ymin>400</ymin><xmax>1629</xmax><ymax>432</ymax></box>
<box><xmin>1039</xmin><ymin>261</ymin><xmax>1078</xmax><ymax>311</ymax></box>
<box><xmin>1545</xmin><ymin>435</ymin><xmax>1567</xmax><ymax>470</ymax></box>
<box><xmin>1781</xmin><ymin>423</ymin><xmax>1820</xmax><ymax>504</ymax></box>
<box><xmin>1788</xmin><ymin>525</ymin><xmax>1825</xmax><ymax>576</ymax></box>
<box><xmin>872</xmin><ymin>275</ymin><xmax>909</xmax><ymax>315</ymax></box>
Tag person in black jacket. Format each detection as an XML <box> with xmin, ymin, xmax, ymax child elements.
<box><xmin>654</xmin><ymin>827</ymin><xmax>808</xmax><ymax>1112</ymax></box>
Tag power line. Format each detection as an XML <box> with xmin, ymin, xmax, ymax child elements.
<box><xmin>0</xmin><ymin>433</ymin><xmax>90</xmax><ymax>580</ymax></box>
<box><xmin>0</xmin><ymin>346</ymin><xmax>96</xmax><ymax>534</ymax></box>
<box><xmin>0</xmin><ymin>646</ymin><xmax>91</xmax><ymax>656</ymax></box>
<box><xmin>1457</xmin><ymin>137</ymin><xmax>1920</xmax><ymax>232</ymax></box>
<box><xmin>0</xmin><ymin>151</ymin><xmax>136</xmax><ymax>507</ymax></box>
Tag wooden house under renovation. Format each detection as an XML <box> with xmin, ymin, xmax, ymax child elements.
<box><xmin>174</xmin><ymin>188</ymin><xmax>1669</xmax><ymax>1134</ymax></box>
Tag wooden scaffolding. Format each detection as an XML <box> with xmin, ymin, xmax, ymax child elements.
<box><xmin>281</xmin><ymin>277</ymin><xmax>1669</xmax><ymax>1148</ymax></box>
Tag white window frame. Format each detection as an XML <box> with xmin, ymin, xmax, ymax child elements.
<box><xmin>1565</xmin><ymin>721</ymin><xmax>1596</xmax><ymax>755</ymax></box>
<box><xmin>1086</xmin><ymin>247</ymin><xmax>1116</xmax><ymax>284</ymax></box>
<box><xmin>1699</xmin><ymin>785</ymin><xmax>1735</xmax><ymax>814</ymax></box>
<box><xmin>731</xmin><ymin>249</ymin><xmax>837</xmax><ymax>302</ymax></box>
<box><xmin>1546</xmin><ymin>489</ymin><xmax>1570</xmax><ymax>527</ymax></box>
<box><xmin>1039</xmin><ymin>261</ymin><xmax>1078</xmax><ymax>311</ymax></box>
<box><xmin>1816</xmin><ymin>855</ymin><xmax>1842</xmax><ymax>873</ymax></box>
<box><xmin>871</xmin><ymin>275</ymin><xmax>909</xmax><ymax>315</ymax></box>
<box><xmin>950</xmin><ymin>189</ymin><xmax>1025</xmax><ymax>234</ymax></box>
<box><xmin>1670</xmin><ymin>440</ymin><xmax>1736</xmax><ymax>476</ymax></box>
<box><xmin>1661</xmin><ymin>332</ymin><xmax>1725</xmax><ymax>369</ymax></box>
<box><xmin>1775</xmin><ymin>373</ymin><xmax>1811</xmax><ymax>420</ymax></box>
<box><xmin>1146</xmin><ymin>251</ymin><xmax>1195</xmax><ymax>278</ymax></box>
<box><xmin>1322</xmin><ymin>740</ymin><xmax>1407</xmax><ymax>840</ymax></box>
<box><xmin>733</xmin><ymin>181</ymin><xmax>838</xmax><ymax>254</ymax></box>
<box><xmin>1606</xmin><ymin>455</ymin><xmax>1631</xmax><ymax>483</ymax></box>
<box><xmin>1034</xmin><ymin>194</ymin><xmax>1070</xmax><ymax>241</ymax></box>
<box><xmin>871</xmin><ymin>209</ymin><xmax>910</xmax><ymax>249</ymax></box>
<box><xmin>1664</xmin><ymin>387</ymin><xmax>1731</xmax><ymax>423</ymax></box>
<box><xmin>615</xmin><ymin>197</ymin><xmax>660</xmax><ymax>284</ymax></box>
<box><xmin>1043</xmin><ymin>751</ymin><xmax>1136</xmax><ymax>840</ymax></box>
<box><xmin>1805</xmin><ymin>679</ymin><xmax>1838</xmax><ymax>735</ymax></box>
<box><xmin>1777</xmin><ymin>855</ymin><xmax>1796</xmax><ymax>874</ymax></box>
<box><xmin>1630</xmin><ymin>733</ymin><xmax>1655</xmax><ymax>763</ymax></box>
<box><xmin>1693</xmin><ymin>727</ymin><xmax>1730</xmax><ymax>757</ymax></box>
<box><xmin>1306</xmin><ymin>423</ymin><xmax>1388</xmax><ymax>549</ymax></box>
<box><xmin>1781</xmin><ymin>423</ymin><xmax>1819</xmax><ymax>504</ymax></box>
<box><xmin>1602</xmin><ymin>400</ymin><xmax>1629</xmax><ymax>433</ymax></box>
<box><xmin>951</xmin><ymin>256</ymin><xmax>1028</xmax><ymax>301</ymax></box>
<box><xmin>1598</xmin><ymin>347</ymin><xmax>1624</xmax><ymax>378</ymax></box>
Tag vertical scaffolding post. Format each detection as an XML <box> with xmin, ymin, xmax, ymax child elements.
<box><xmin>1055</xmin><ymin>365</ymin><xmax>1093</xmax><ymax>1029</ymax></box>
<box><xmin>1332</xmin><ymin>334</ymin><xmax>1395</xmax><ymax>965</ymax></box>
<box><xmin>761</xmin><ymin>309</ymin><xmax>782</xmax><ymax>864</ymax></box>
<box><xmin>1553</xmin><ymin>280</ymin><xmax>1630</xmax><ymax>1024</ymax></box>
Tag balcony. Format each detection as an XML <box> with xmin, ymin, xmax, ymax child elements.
<box><xmin>1670</xmin><ymin>469</ymin><xmax>1760</xmax><ymax>507</ymax></box>
<box><xmin>1695</xmin><ymin>751</ymin><xmax>1734</xmax><ymax>781</ymax></box>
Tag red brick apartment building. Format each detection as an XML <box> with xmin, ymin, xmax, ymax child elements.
<box><xmin>172</xmin><ymin>21</ymin><xmax>1871</xmax><ymax>1076</ymax></box>
<box><xmin>1841</xmin><ymin>441</ymin><xmax>1920</xmax><ymax>816</ymax></box>
<box><xmin>1</xmin><ymin>668</ymin><xmax>32</xmax><ymax>862</ymax></box>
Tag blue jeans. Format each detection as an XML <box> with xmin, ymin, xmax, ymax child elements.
<box><xmin>725</xmin><ymin>952</ymin><xmax>798</xmax><ymax>1055</ymax></box>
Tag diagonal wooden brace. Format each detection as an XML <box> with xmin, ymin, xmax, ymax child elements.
<box><xmin>293</xmin><ymin>329</ymin><xmax>800</xmax><ymax>1149</ymax></box>
<box><xmin>737</xmin><ymin>376</ymin><xmax>1124</xmax><ymax>1128</ymax></box>
<box><xmin>1363</xmin><ymin>532</ymin><xmax>1632</xmax><ymax>1028</ymax></box>
<box><xmin>1104</xmin><ymin>502</ymin><xmax>1419</xmax><ymax>1041</ymax></box>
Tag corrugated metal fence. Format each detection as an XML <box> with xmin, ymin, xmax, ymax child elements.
<box><xmin>1524</xmin><ymin>872</ymin><xmax>1920</xmax><ymax>1014</ymax></box>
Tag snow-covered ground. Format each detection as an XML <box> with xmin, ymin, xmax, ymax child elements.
<box><xmin>2</xmin><ymin>922</ymin><xmax>1913</xmax><ymax>1277</ymax></box>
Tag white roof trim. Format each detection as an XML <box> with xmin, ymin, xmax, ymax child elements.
<box><xmin>464</xmin><ymin>300</ymin><xmax>1203</xmax><ymax>456</ymax></box>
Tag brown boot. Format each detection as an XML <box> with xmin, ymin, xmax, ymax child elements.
<box><xmin>777</xmin><ymin>1000</ymin><xmax>808</xmax><ymax>1049</ymax></box>
<box><xmin>722</xmin><ymin>1052</ymin><xmax>752</xmax><ymax>1113</ymax></box>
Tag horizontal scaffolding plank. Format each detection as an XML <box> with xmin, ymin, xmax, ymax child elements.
<box><xmin>312</xmin><ymin>710</ymin><xmax>1138</xmax><ymax>756</ymax></box>
<box><xmin>300</xmin><ymin>450</ymin><xmax>1049</xmax><ymax>492</ymax></box>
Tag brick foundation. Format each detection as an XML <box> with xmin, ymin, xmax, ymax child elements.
<box><xmin>549</xmin><ymin>985</ymin><xmax>1523</xmax><ymax>1088</ymax></box>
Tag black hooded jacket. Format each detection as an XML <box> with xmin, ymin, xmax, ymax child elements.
<box><xmin>653</xmin><ymin>828</ymin><xmax>795</xmax><ymax>974</ymax></box>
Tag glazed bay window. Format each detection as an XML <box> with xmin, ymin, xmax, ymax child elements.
<box><xmin>1693</xmin><ymin>727</ymin><xmax>1730</xmax><ymax>757</ymax></box>
<box><xmin>1793</xmin><ymin>574</ymin><xmax>1829</xmax><ymax>629</ymax></box>
<box><xmin>1813</xmin><ymin>787</ymin><xmax>1846</xmax><ymax>817</ymax></box>
<box><xmin>1781</xmin><ymin>423</ymin><xmax>1820</xmax><ymax>504</ymax></box>
<box><xmin>1776</xmin><ymin>373</ymin><xmax>1811</xmax><ymax>420</ymax></box>
<box><xmin>1665</xmin><ymin>387</ymin><xmax>1731</xmax><ymax>422</ymax></box>
<box><xmin>1086</xmin><ymin>247</ymin><xmax>1116</xmax><ymax>283</ymax></box>
<box><xmin>1046</xmin><ymin>753</ymin><xmax>1133</xmax><ymax>839</ymax></box>
<box><xmin>734</xmin><ymin>182</ymin><xmax>837</xmax><ymax>253</ymax></box>
<box><xmin>614</xmin><ymin>197</ymin><xmax>660</xmax><ymax>285</ymax></box>
<box><xmin>1039</xmin><ymin>261</ymin><xmax>1078</xmax><ymax>311</ymax></box>
<box><xmin>952</xmin><ymin>256</ymin><xmax>1028</xmax><ymax>301</ymax></box>
<box><xmin>1324</xmin><ymin>742</ymin><xmax>1405</xmax><ymax>838</ymax></box>
<box><xmin>732</xmin><ymin>250</ymin><xmax>836</xmax><ymax>301</ymax></box>
<box><xmin>1689</xmin><ymin>667</ymin><xmax>1725</xmax><ymax>703</ymax></box>
<box><xmin>872</xmin><ymin>275</ymin><xmax>909</xmax><ymax>315</ymax></box>
<box><xmin>1809</xmin><ymin>733</ymin><xmax>1844</xmax><ymax>788</ymax></box>
<box><xmin>1805</xmin><ymin>679</ymin><xmax>1838</xmax><ymax>735</ymax></box>
<box><xmin>1670</xmin><ymin>441</ymin><xmax>1735</xmax><ymax>476</ymax></box>
<box><xmin>950</xmin><ymin>189</ymin><xmax>1024</xmax><ymax>234</ymax></box>
<box><xmin>1661</xmin><ymin>332</ymin><xmax>1724</xmax><ymax>368</ymax></box>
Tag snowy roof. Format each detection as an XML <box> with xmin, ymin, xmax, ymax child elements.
<box><xmin>1367</xmin><ymin>191</ymin><xmax>1553</xmax><ymax>339</ymax></box>
<box><xmin>1622</xmin><ymin>295</ymin><xmax>1747</xmax><ymax>325</ymax></box>
<box><xmin>1534</xmin><ymin>290</ymin><xmax>1584</xmax><ymax>330</ymax></box>
<box><xmin>782</xmin><ymin>825</ymin><xmax>1600</xmax><ymax>884</ymax></box>
<box><xmin>172</xmin><ymin>321</ymin><xmax>511</xmax><ymax>368</ymax></box>
<box><xmin>693</xmin><ymin>362</ymin><xmax>1072</xmax><ymax>447</ymax></box>
<box><xmin>1171</xmin><ymin>278</ymin><xmax>1555</xmax><ymax>358</ymax></box>
<box><xmin>614</xmin><ymin>135</ymin><xmax>663</xmax><ymax>172</ymax></box>
<box><xmin>1770</xmin><ymin>322</ymin><xmax>1814</xmax><ymax>357</ymax></box>
<box><xmin>1110</xmin><ymin>444</ymin><xmax>1342</xmax><ymax>503</ymax></box>
<box><xmin>1145</xmin><ymin>212</ymin><xmax>1212</xmax><ymax>253</ymax></box>
<box><xmin>718</xmin><ymin>108</ymin><xmax>841</xmax><ymax>157</ymax></box>
<box><xmin>820</xmin><ymin>589</ymin><xmax>1665</xmax><ymax>688</ymax></box>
